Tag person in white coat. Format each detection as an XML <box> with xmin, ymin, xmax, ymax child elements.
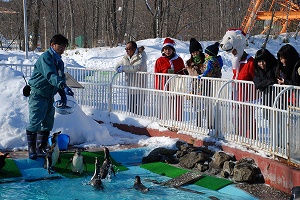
<box><xmin>115</xmin><ymin>41</ymin><xmax>147</xmax><ymax>115</ymax></box>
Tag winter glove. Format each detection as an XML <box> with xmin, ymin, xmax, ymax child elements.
<box><xmin>198</xmin><ymin>75</ymin><xmax>202</xmax><ymax>80</ymax></box>
<box><xmin>117</xmin><ymin>66</ymin><xmax>124</xmax><ymax>73</ymax></box>
<box><xmin>58</xmin><ymin>89</ymin><xmax>67</xmax><ymax>107</ymax></box>
<box><xmin>64</xmin><ymin>86</ymin><xmax>74</xmax><ymax>96</ymax></box>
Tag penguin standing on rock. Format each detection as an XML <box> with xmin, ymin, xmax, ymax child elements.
<box><xmin>65</xmin><ymin>149</ymin><xmax>87</xmax><ymax>174</ymax></box>
<box><xmin>100</xmin><ymin>147</ymin><xmax>115</xmax><ymax>179</ymax></box>
<box><xmin>0</xmin><ymin>153</ymin><xmax>9</xmax><ymax>170</ymax></box>
<box><xmin>44</xmin><ymin>131</ymin><xmax>61</xmax><ymax>174</ymax></box>
<box><xmin>133</xmin><ymin>176</ymin><xmax>149</xmax><ymax>193</ymax></box>
<box><xmin>90</xmin><ymin>157</ymin><xmax>103</xmax><ymax>190</ymax></box>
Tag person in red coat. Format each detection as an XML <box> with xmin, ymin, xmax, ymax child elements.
<box><xmin>154</xmin><ymin>38</ymin><xmax>185</xmax><ymax>122</ymax></box>
<box><xmin>154</xmin><ymin>38</ymin><xmax>185</xmax><ymax>90</ymax></box>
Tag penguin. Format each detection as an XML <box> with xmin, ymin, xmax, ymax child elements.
<box><xmin>100</xmin><ymin>147</ymin><xmax>115</xmax><ymax>179</ymax></box>
<box><xmin>44</xmin><ymin>147</ymin><xmax>54</xmax><ymax>174</ymax></box>
<box><xmin>133</xmin><ymin>176</ymin><xmax>149</xmax><ymax>193</ymax></box>
<box><xmin>291</xmin><ymin>186</ymin><xmax>300</xmax><ymax>200</ymax></box>
<box><xmin>44</xmin><ymin>131</ymin><xmax>61</xmax><ymax>174</ymax></box>
<box><xmin>0</xmin><ymin>153</ymin><xmax>9</xmax><ymax>170</ymax></box>
<box><xmin>90</xmin><ymin>157</ymin><xmax>103</xmax><ymax>190</ymax></box>
<box><xmin>65</xmin><ymin>149</ymin><xmax>87</xmax><ymax>174</ymax></box>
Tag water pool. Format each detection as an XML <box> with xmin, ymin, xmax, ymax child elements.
<box><xmin>0</xmin><ymin>148</ymin><xmax>258</xmax><ymax>200</ymax></box>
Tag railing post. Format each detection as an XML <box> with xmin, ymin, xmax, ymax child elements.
<box><xmin>272</xmin><ymin>86</ymin><xmax>294</xmax><ymax>158</ymax></box>
<box><xmin>215</xmin><ymin>80</ymin><xmax>234</xmax><ymax>137</ymax></box>
<box><xmin>108</xmin><ymin>73</ymin><xmax>119</xmax><ymax>115</ymax></box>
<box><xmin>162</xmin><ymin>74</ymin><xmax>178</xmax><ymax>124</ymax></box>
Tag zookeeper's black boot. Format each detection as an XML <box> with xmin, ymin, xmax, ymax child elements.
<box><xmin>26</xmin><ymin>130</ymin><xmax>37</xmax><ymax>160</ymax></box>
<box><xmin>37</xmin><ymin>131</ymin><xmax>50</xmax><ymax>157</ymax></box>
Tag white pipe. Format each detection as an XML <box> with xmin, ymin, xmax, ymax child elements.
<box><xmin>23</xmin><ymin>0</ymin><xmax>28</xmax><ymax>59</ymax></box>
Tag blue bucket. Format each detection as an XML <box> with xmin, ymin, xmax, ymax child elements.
<box><xmin>48</xmin><ymin>134</ymin><xmax>70</xmax><ymax>151</ymax></box>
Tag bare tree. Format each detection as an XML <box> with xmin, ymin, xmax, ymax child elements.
<box><xmin>92</xmin><ymin>0</ymin><xmax>100</xmax><ymax>47</ymax></box>
<box><xmin>118</xmin><ymin>0</ymin><xmax>128</xmax><ymax>44</ymax></box>
<box><xmin>31</xmin><ymin>0</ymin><xmax>41</xmax><ymax>50</ymax></box>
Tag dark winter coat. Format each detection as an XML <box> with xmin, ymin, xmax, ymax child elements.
<box><xmin>276</xmin><ymin>59</ymin><xmax>300</xmax><ymax>86</ymax></box>
<box><xmin>253</xmin><ymin>66</ymin><xmax>277</xmax><ymax>92</ymax></box>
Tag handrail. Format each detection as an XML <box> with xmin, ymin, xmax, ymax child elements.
<box><xmin>2</xmin><ymin>63</ymin><xmax>300</xmax><ymax>163</ymax></box>
<box><xmin>163</xmin><ymin>74</ymin><xmax>179</xmax><ymax>91</ymax></box>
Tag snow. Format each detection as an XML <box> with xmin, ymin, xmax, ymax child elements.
<box><xmin>1</xmin><ymin>34</ymin><xmax>300</xmax><ymax>154</ymax></box>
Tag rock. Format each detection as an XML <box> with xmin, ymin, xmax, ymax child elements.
<box><xmin>233</xmin><ymin>158</ymin><xmax>261</xmax><ymax>183</ymax></box>
<box><xmin>223</xmin><ymin>160</ymin><xmax>236</xmax><ymax>176</ymax></box>
<box><xmin>179</xmin><ymin>151</ymin><xmax>206</xmax><ymax>169</ymax></box>
<box><xmin>220</xmin><ymin>170</ymin><xmax>230</xmax><ymax>178</ymax></box>
<box><xmin>212</xmin><ymin>151</ymin><xmax>234</xmax><ymax>168</ymax></box>
<box><xmin>142</xmin><ymin>145</ymin><xmax>264</xmax><ymax>185</ymax></box>
<box><xmin>142</xmin><ymin>147</ymin><xmax>177</xmax><ymax>164</ymax></box>
<box><xmin>195</xmin><ymin>163</ymin><xmax>209</xmax><ymax>172</ymax></box>
<box><xmin>176</xmin><ymin>141</ymin><xmax>193</xmax><ymax>151</ymax></box>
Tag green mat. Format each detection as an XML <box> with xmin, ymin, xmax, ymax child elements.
<box><xmin>0</xmin><ymin>158</ymin><xmax>22</xmax><ymax>179</ymax></box>
<box><xmin>140</xmin><ymin>162</ymin><xmax>232</xmax><ymax>190</ymax></box>
<box><xmin>55</xmin><ymin>151</ymin><xmax>128</xmax><ymax>178</ymax></box>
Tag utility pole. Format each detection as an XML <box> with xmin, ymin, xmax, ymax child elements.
<box><xmin>23</xmin><ymin>0</ymin><xmax>28</xmax><ymax>59</ymax></box>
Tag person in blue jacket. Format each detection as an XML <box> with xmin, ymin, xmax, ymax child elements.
<box><xmin>202</xmin><ymin>42</ymin><xmax>223</xmax><ymax>79</ymax></box>
<box><xmin>200</xmin><ymin>42</ymin><xmax>223</xmax><ymax>129</ymax></box>
<box><xmin>26</xmin><ymin>34</ymin><xmax>74</xmax><ymax>160</ymax></box>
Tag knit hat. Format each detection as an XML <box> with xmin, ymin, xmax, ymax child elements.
<box><xmin>205</xmin><ymin>42</ymin><xmax>220</xmax><ymax>56</ymax></box>
<box><xmin>162</xmin><ymin>38</ymin><xmax>175</xmax><ymax>51</ymax></box>
<box><xmin>189</xmin><ymin>38</ymin><xmax>203</xmax><ymax>53</ymax></box>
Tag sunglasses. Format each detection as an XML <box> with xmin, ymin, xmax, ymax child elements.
<box><xmin>125</xmin><ymin>47</ymin><xmax>133</xmax><ymax>51</ymax></box>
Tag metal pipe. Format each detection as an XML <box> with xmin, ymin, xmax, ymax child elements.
<box><xmin>23</xmin><ymin>0</ymin><xmax>28</xmax><ymax>59</ymax></box>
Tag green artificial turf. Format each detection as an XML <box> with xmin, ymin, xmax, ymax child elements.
<box><xmin>140</xmin><ymin>162</ymin><xmax>189</xmax><ymax>178</ymax></box>
<box><xmin>55</xmin><ymin>151</ymin><xmax>128</xmax><ymax>178</ymax></box>
<box><xmin>140</xmin><ymin>162</ymin><xmax>232</xmax><ymax>190</ymax></box>
<box><xmin>0</xmin><ymin>158</ymin><xmax>22</xmax><ymax>179</ymax></box>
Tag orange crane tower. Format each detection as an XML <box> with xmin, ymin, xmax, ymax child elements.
<box><xmin>241</xmin><ymin>0</ymin><xmax>300</xmax><ymax>35</ymax></box>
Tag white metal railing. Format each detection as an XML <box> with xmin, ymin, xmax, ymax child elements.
<box><xmin>3</xmin><ymin>64</ymin><xmax>300</xmax><ymax>163</ymax></box>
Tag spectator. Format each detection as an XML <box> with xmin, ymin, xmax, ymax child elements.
<box><xmin>276</xmin><ymin>44</ymin><xmax>300</xmax><ymax>109</ymax></box>
<box><xmin>115</xmin><ymin>41</ymin><xmax>147</xmax><ymax>115</ymax></box>
<box><xmin>254</xmin><ymin>48</ymin><xmax>278</xmax><ymax>91</ymax></box>
<box><xmin>202</xmin><ymin>42</ymin><xmax>223</xmax><ymax>78</ymax></box>
<box><xmin>154</xmin><ymin>38</ymin><xmax>185</xmax><ymax>121</ymax></box>
<box><xmin>154</xmin><ymin>38</ymin><xmax>185</xmax><ymax>90</ymax></box>
<box><xmin>26</xmin><ymin>34</ymin><xmax>74</xmax><ymax>160</ymax></box>
<box><xmin>253</xmin><ymin>48</ymin><xmax>278</xmax><ymax>129</ymax></box>
<box><xmin>201</xmin><ymin>42</ymin><xmax>223</xmax><ymax>129</ymax></box>
<box><xmin>185</xmin><ymin>38</ymin><xmax>205</xmax><ymax>78</ymax></box>
<box><xmin>185</xmin><ymin>38</ymin><xmax>205</xmax><ymax>126</ymax></box>
<box><xmin>276</xmin><ymin>44</ymin><xmax>300</xmax><ymax>86</ymax></box>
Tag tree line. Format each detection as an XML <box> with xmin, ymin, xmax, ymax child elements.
<box><xmin>0</xmin><ymin>0</ymin><xmax>292</xmax><ymax>51</ymax></box>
